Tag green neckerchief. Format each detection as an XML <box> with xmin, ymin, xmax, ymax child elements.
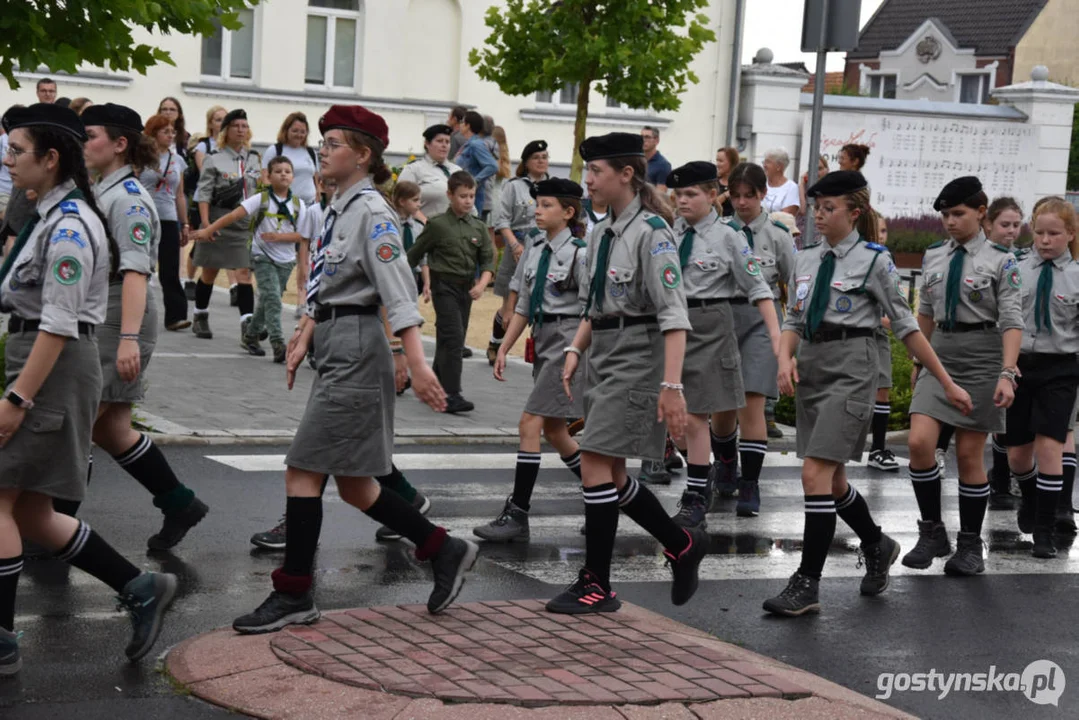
<box><xmin>528</xmin><ymin>243</ymin><xmax>553</xmax><ymax>327</ymax></box>
<box><xmin>943</xmin><ymin>245</ymin><xmax>967</xmax><ymax>330</ymax></box>
<box><xmin>1035</xmin><ymin>260</ymin><xmax>1054</xmax><ymax>334</ymax></box>
<box><xmin>679</xmin><ymin>226</ymin><xmax>696</xmax><ymax>269</ymax></box>
<box><xmin>0</xmin><ymin>187</ymin><xmax>85</xmax><ymax>288</ymax></box>
<box><xmin>803</xmin><ymin>249</ymin><xmax>836</xmax><ymax>340</ymax></box>
<box><xmin>585</xmin><ymin>228</ymin><xmax>614</xmax><ymax>315</ymax></box>
<box><xmin>403</xmin><ymin>220</ymin><xmax>415</xmax><ymax>251</ymax></box>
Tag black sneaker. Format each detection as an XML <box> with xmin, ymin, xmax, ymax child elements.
<box><xmin>1056</xmin><ymin>505</ymin><xmax>1077</xmax><ymax>536</ymax></box>
<box><xmin>666</xmin><ymin>526</ymin><xmax>708</xmax><ymax>606</ymax></box>
<box><xmin>375</xmin><ymin>492</ymin><xmax>431</xmax><ymax>542</ymax></box>
<box><xmin>147</xmin><ymin>497</ymin><xmax>209</xmax><ymax>551</ymax></box>
<box><xmin>444</xmin><ymin>394</ymin><xmax>475</xmax><ymax>414</ymax></box>
<box><xmin>271</xmin><ymin>341</ymin><xmax>286</xmax><ymax>364</ymax></box>
<box><xmin>184</xmin><ymin>281</ymin><xmax>196</xmax><ymax>302</ymax></box>
<box><xmin>192</xmin><ymin>315</ymin><xmax>213</xmax><ymax>339</ymax></box>
<box><xmin>1032</xmin><ymin>530</ymin><xmax>1057</xmax><ymax>559</ymax></box>
<box><xmin>901</xmin><ymin>520</ymin><xmax>951</xmax><ymax>569</ymax></box>
<box><xmin>427</xmin><ymin>536</ymin><xmax>478</xmax><ymax>614</ymax></box>
<box><xmin>858</xmin><ymin>534</ymin><xmax>900</xmax><ymax>595</ymax></box>
<box><xmin>251</xmin><ymin>516</ymin><xmax>287</xmax><ymax>550</ymax></box>
<box><xmin>545</xmin><ymin>568</ymin><xmax>621</xmax><ymax>614</ymax></box>
<box><xmin>229</xmin><ymin>285</ymin><xmax>239</xmax><ymax>307</ymax></box>
<box><xmin>232</xmin><ymin>591</ymin><xmax>320</xmax><ymax>634</ymax></box>
<box><xmin>735</xmin><ymin>479</ymin><xmax>760</xmax><ymax>517</ymax></box>
<box><xmin>1017</xmin><ymin>497</ymin><xmax>1035</xmax><ymax>534</ymax></box>
<box><xmin>989</xmin><ymin>490</ymin><xmax>1018</xmax><ymax>511</ymax></box>
<box><xmin>763</xmin><ymin>572</ymin><xmax>820</xmax><ymax>616</ymax></box>
<box><xmin>672</xmin><ymin>490</ymin><xmax>707</xmax><ymax>529</ymax></box>
<box><xmin>473</xmin><ymin>497</ymin><xmax>530</xmax><ymax>542</ymax></box>
<box><xmin>708</xmin><ymin>460</ymin><xmax>738</xmax><ymax>500</ymax></box>
<box><xmin>116</xmin><ymin>572</ymin><xmax>178</xmax><ymax>661</ymax></box>
<box><xmin>663</xmin><ymin>437</ymin><xmax>683</xmax><ymax>472</ymax></box>
<box><xmin>943</xmin><ymin>531</ymin><xmax>985</xmax><ymax>576</ymax></box>
<box><xmin>461</xmin><ymin>346</ymin><xmax>473</xmax><ymax>358</ymax></box>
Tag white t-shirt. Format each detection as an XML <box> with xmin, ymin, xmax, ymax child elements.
<box><xmin>764</xmin><ymin>180</ymin><xmax>799</xmax><ymax>213</ymax></box>
<box><xmin>241</xmin><ymin>192</ymin><xmax>308</xmax><ymax>265</ymax></box>
<box><xmin>262</xmin><ymin>144</ymin><xmax>319</xmax><ymax>205</ymax></box>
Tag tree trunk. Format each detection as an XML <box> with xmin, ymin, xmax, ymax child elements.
<box><xmin>570</xmin><ymin>75</ymin><xmax>593</xmax><ymax>183</ymax></box>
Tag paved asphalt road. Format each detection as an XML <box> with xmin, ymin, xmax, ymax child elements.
<box><xmin>1</xmin><ymin>444</ymin><xmax>1076</xmax><ymax>720</ymax></box>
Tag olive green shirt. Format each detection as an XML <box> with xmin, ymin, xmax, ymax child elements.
<box><xmin>407</xmin><ymin>210</ymin><xmax>495</xmax><ymax>280</ymax></box>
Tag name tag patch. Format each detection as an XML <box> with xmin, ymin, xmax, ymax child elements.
<box><xmin>51</xmin><ymin>228</ymin><xmax>86</xmax><ymax>248</ymax></box>
<box><xmin>369</xmin><ymin>221</ymin><xmax>397</xmax><ymax>241</ymax></box>
<box><xmin>650</xmin><ymin>240</ymin><xmax>676</xmax><ymax>256</ymax></box>
<box><xmin>125</xmin><ymin>205</ymin><xmax>150</xmax><ymax>218</ymax></box>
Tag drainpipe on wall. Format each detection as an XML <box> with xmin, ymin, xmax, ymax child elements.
<box><xmin>725</xmin><ymin>0</ymin><xmax>746</xmax><ymax>147</ymax></box>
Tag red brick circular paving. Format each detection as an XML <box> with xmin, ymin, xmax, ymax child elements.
<box><xmin>268</xmin><ymin>600</ymin><xmax>811</xmax><ymax>707</ymax></box>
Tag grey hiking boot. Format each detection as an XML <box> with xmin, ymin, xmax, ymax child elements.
<box><xmin>240</xmin><ymin>318</ymin><xmax>266</xmax><ymax>357</ymax></box>
<box><xmin>271</xmin><ymin>340</ymin><xmax>287</xmax><ymax>364</ymax></box>
<box><xmin>901</xmin><ymin>520</ymin><xmax>951</xmax><ymax>569</ymax></box>
<box><xmin>638</xmin><ymin>459</ymin><xmax>672</xmax><ymax>486</ymax></box>
<box><xmin>233</xmin><ymin>591</ymin><xmax>319</xmax><ymax>634</ymax></box>
<box><xmin>0</xmin><ymin>628</ymin><xmax>20</xmax><ymax>677</ymax></box>
<box><xmin>708</xmin><ymin>459</ymin><xmax>738</xmax><ymax>503</ymax></box>
<box><xmin>944</xmin><ymin>532</ymin><xmax>985</xmax><ymax>576</ymax></box>
<box><xmin>116</xmin><ymin>572</ymin><xmax>178</xmax><ymax>661</ymax></box>
<box><xmin>192</xmin><ymin>314</ymin><xmax>212</xmax><ymax>339</ymax></box>
<box><xmin>472</xmin><ymin>497</ymin><xmax>530</xmax><ymax>542</ymax></box>
<box><xmin>428</xmin><ymin>536</ymin><xmax>478</xmax><ymax>614</ymax></box>
<box><xmin>763</xmin><ymin>572</ymin><xmax>820</xmax><ymax>616</ymax></box>
<box><xmin>858</xmin><ymin>534</ymin><xmax>900</xmax><ymax>595</ymax></box>
<box><xmin>672</xmin><ymin>490</ymin><xmax>708</xmax><ymax>529</ymax></box>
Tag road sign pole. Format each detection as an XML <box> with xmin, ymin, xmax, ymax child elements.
<box><xmin>803</xmin><ymin>0</ymin><xmax>830</xmax><ymax>245</ymax></box>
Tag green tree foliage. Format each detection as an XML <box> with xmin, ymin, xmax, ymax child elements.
<box><xmin>0</xmin><ymin>0</ymin><xmax>258</xmax><ymax>90</ymax></box>
<box><xmin>469</xmin><ymin>0</ymin><xmax>715</xmax><ymax>180</ymax></box>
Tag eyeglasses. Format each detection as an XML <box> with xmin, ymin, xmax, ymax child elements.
<box><xmin>318</xmin><ymin>139</ymin><xmax>348</xmax><ymax>152</ymax></box>
<box><xmin>4</xmin><ymin>145</ymin><xmax>35</xmax><ymax>160</ymax></box>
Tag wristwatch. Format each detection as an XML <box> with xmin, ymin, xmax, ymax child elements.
<box><xmin>4</xmin><ymin>389</ymin><xmax>33</xmax><ymax>410</ymax></box>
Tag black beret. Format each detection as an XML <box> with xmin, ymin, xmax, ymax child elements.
<box><xmin>1</xmin><ymin>103</ymin><xmax>86</xmax><ymax>141</ymax></box>
<box><xmin>80</xmin><ymin>103</ymin><xmax>143</xmax><ymax>133</ymax></box>
<box><xmin>222</xmin><ymin>109</ymin><xmax>247</xmax><ymax>128</ymax></box>
<box><xmin>666</xmin><ymin>161</ymin><xmax>718</xmax><ymax>189</ymax></box>
<box><xmin>423</xmin><ymin>123</ymin><xmax>453</xmax><ymax>142</ymax></box>
<box><xmin>933</xmin><ymin>176</ymin><xmax>983</xmax><ymax>211</ymax></box>
<box><xmin>806</xmin><ymin>170</ymin><xmax>868</xmax><ymax>198</ymax></box>
<box><xmin>521</xmin><ymin>139</ymin><xmax>548</xmax><ymax>162</ymax></box>
<box><xmin>579</xmin><ymin>132</ymin><xmax>644</xmax><ymax>162</ymax></box>
<box><xmin>530</xmin><ymin>177</ymin><xmax>583</xmax><ymax>200</ymax></box>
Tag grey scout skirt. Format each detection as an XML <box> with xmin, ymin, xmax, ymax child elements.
<box><xmin>732</xmin><ymin>299</ymin><xmax>779</xmax><ymax>398</ymax></box>
<box><xmin>795</xmin><ymin>335</ymin><xmax>876</xmax><ymax>463</ymax></box>
<box><xmin>493</xmin><ymin>247</ymin><xmax>519</xmax><ymax>298</ymax></box>
<box><xmin>0</xmin><ymin>331</ymin><xmax>101</xmax><ymax>501</ymax></box>
<box><xmin>524</xmin><ymin>317</ymin><xmax>584</xmax><ymax>418</ymax></box>
<box><xmin>193</xmin><ymin>207</ymin><xmax>253</xmax><ymax>270</ymax></box>
<box><xmin>99</xmin><ymin>281</ymin><xmax>158</xmax><ymax>404</ymax></box>
<box><xmin>286</xmin><ymin>312</ymin><xmax>396</xmax><ymax>478</ymax></box>
<box><xmin>684</xmin><ymin>301</ymin><xmax>745</xmax><ymax>415</ymax></box>
<box><xmin>580</xmin><ymin>322</ymin><xmax>666</xmax><ymax>461</ymax></box>
<box><xmin>876</xmin><ymin>329</ymin><xmax>892</xmax><ymax>390</ymax></box>
<box><xmin>910</xmin><ymin>327</ymin><xmax>1003</xmax><ymax>433</ymax></box>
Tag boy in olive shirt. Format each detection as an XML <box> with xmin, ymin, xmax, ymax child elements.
<box><xmin>407</xmin><ymin>171</ymin><xmax>495</xmax><ymax>413</ymax></box>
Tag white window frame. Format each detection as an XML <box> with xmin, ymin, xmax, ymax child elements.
<box><xmin>863</xmin><ymin>71</ymin><xmax>898</xmax><ymax>99</ymax></box>
<box><xmin>954</xmin><ymin>66</ymin><xmax>997</xmax><ymax>105</ymax></box>
<box><xmin>535</xmin><ymin>82</ymin><xmax>579</xmax><ymax>108</ymax></box>
<box><xmin>200</xmin><ymin>8</ymin><xmax>258</xmax><ymax>84</ymax></box>
<box><xmin>305</xmin><ymin>1</ymin><xmax>363</xmax><ymax>90</ymax></box>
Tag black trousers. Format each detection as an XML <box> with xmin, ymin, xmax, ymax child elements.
<box><xmin>158</xmin><ymin>220</ymin><xmax>188</xmax><ymax>324</ymax></box>
<box><xmin>430</xmin><ymin>273</ymin><xmax>472</xmax><ymax>396</ymax></box>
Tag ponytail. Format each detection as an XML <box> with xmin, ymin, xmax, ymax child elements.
<box><xmin>557</xmin><ymin>198</ymin><xmax>586</xmax><ymax>239</ymax></box>
<box><xmin>104</xmin><ymin>126</ymin><xmax>158</xmax><ymax>174</ymax></box>
<box><xmin>604</xmin><ymin>155</ymin><xmax>674</xmax><ymax>225</ymax></box>
<box><xmin>343</xmin><ymin>129</ymin><xmax>392</xmax><ymax>189</ymax></box>
<box><xmin>846</xmin><ymin>188</ymin><xmax>878</xmax><ymax>245</ymax></box>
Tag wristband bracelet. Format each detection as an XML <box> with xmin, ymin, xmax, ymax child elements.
<box><xmin>119</xmin><ymin>333</ymin><xmax>140</xmax><ymax>341</ymax></box>
<box><xmin>660</xmin><ymin>382</ymin><xmax>684</xmax><ymax>392</ymax></box>
<box><xmin>391</xmin><ymin>347</ymin><xmax>404</xmax><ymax>356</ymax></box>
<box><xmin>563</xmin><ymin>346</ymin><xmax>582</xmax><ymax>357</ymax></box>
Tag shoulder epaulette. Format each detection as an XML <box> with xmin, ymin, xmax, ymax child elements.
<box><xmin>123</xmin><ymin>179</ymin><xmax>142</xmax><ymax>195</ymax></box>
<box><xmin>1013</xmin><ymin>247</ymin><xmax>1030</xmax><ymax>259</ymax></box>
<box><xmin>645</xmin><ymin>216</ymin><xmax>666</xmax><ymax>230</ymax></box>
<box><xmin>864</xmin><ymin>242</ymin><xmax>886</xmax><ymax>253</ymax></box>
<box><xmin>59</xmin><ymin>200</ymin><xmax>80</xmax><ymax>215</ymax></box>
<box><xmin>927</xmin><ymin>240</ymin><xmax>946</xmax><ymax>250</ymax></box>
<box><xmin>771</xmin><ymin>219</ymin><xmax>791</xmax><ymax>233</ymax></box>
<box><xmin>571</xmin><ymin>238</ymin><xmax>587</xmax><ymax>249</ymax></box>
<box><xmin>991</xmin><ymin>243</ymin><xmax>1010</xmax><ymax>253</ymax></box>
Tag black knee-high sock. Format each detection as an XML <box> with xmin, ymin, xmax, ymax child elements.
<box><xmin>376</xmin><ymin>464</ymin><xmax>417</xmax><ymax>503</ymax></box>
<box><xmin>282</xmin><ymin>497</ymin><xmax>322</xmax><ymax>579</ymax></box>
<box><xmin>54</xmin><ymin>453</ymin><xmax>91</xmax><ymax>517</ymax></box>
<box><xmin>711</xmin><ymin>429</ymin><xmax>737</xmax><ymax>467</ymax></box>
<box><xmin>1035</xmin><ymin>473</ymin><xmax>1063</xmax><ymax>530</ymax></box>
<box><xmin>871</xmin><ymin>403</ymin><xmax>890</xmax><ymax>452</ymax></box>
<box><xmin>936</xmin><ymin>424</ymin><xmax>955</xmax><ymax>452</ymax></box>
<box><xmin>0</xmin><ymin>555</ymin><xmax>23</xmax><ymax>631</ymax></box>
<box><xmin>363</xmin><ymin>486</ymin><xmax>446</xmax><ymax>560</ymax></box>
<box><xmin>490</xmin><ymin>311</ymin><xmax>505</xmax><ymax>343</ymax></box>
<box><xmin>738</xmin><ymin>439</ymin><xmax>767</xmax><ymax>484</ymax></box>
<box><xmin>583</xmin><ymin>483</ymin><xmax>619</xmax><ymax>591</ymax></box>
<box><xmin>1061</xmin><ymin>453</ymin><xmax>1076</xmax><ymax>511</ymax></box>
<box><xmin>1016</xmin><ymin>465</ymin><xmax>1038</xmax><ymax>511</ymax></box>
<box><xmin>56</xmin><ymin>521</ymin><xmax>140</xmax><ymax>592</ymax></box>
<box><xmin>797</xmin><ymin>495</ymin><xmax>836</xmax><ymax>579</ymax></box>
<box><xmin>236</xmin><ymin>283</ymin><xmax>255</xmax><ymax>316</ymax></box>
<box><xmin>835</xmin><ymin>484</ymin><xmax>882</xmax><ymax>544</ymax></box>
<box><xmin>910</xmin><ymin>465</ymin><xmax>943</xmax><ymax>523</ymax></box>
<box><xmin>194</xmin><ymin>279</ymin><xmax>213</xmax><ymax>313</ymax></box>
<box><xmin>990</xmin><ymin>435</ymin><xmax>1010</xmax><ymax>491</ymax></box>
<box><xmin>510</xmin><ymin>451</ymin><xmax>542</xmax><ymax>511</ymax></box>
<box><xmin>686</xmin><ymin>464</ymin><xmax>710</xmax><ymax>493</ymax></box>
<box><xmin>561</xmin><ymin>450</ymin><xmax>582</xmax><ymax>479</ymax></box>
<box><xmin>618</xmin><ymin>476</ymin><xmax>689</xmax><ymax>555</ymax></box>
<box><xmin>958</xmin><ymin>481</ymin><xmax>990</xmax><ymax>534</ymax></box>
<box><xmin>113</xmin><ymin>434</ymin><xmax>194</xmax><ymax>514</ymax></box>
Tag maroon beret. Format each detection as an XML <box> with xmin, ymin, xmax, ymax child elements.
<box><xmin>318</xmin><ymin>104</ymin><xmax>389</xmax><ymax>148</ymax></box>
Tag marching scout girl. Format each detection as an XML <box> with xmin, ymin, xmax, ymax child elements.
<box><xmin>665</xmin><ymin>161</ymin><xmax>779</xmax><ymax>528</ymax></box>
<box><xmin>191</xmin><ymin>108</ymin><xmax>261</xmax><ymax>342</ymax></box>
<box><xmin>82</xmin><ymin>104</ymin><xmax>209</xmax><ymax>550</ymax></box>
<box><xmin>713</xmin><ymin>163</ymin><xmax>794</xmax><ymax>513</ymax></box>
<box><xmin>552</xmin><ymin>132</ymin><xmax>707</xmax><ymax>614</ymax></box>
<box><xmin>392</xmin><ymin>180</ymin><xmax>430</xmax><ymax>299</ymax></box>
<box><xmin>1005</xmin><ymin>198</ymin><xmax>1079</xmax><ymax>559</ymax></box>
<box><xmin>183</xmin><ymin>105</ymin><xmax>226</xmax><ymax>300</ymax></box>
<box><xmin>232</xmin><ymin>105</ymin><xmax>477</xmax><ymax>633</ymax></box>
<box><xmin>487</xmin><ymin>140</ymin><xmax>549</xmax><ymax>365</ymax></box>
<box><xmin>866</xmin><ymin>212</ymin><xmax>901</xmax><ymax>472</ymax></box>
<box><xmin>396</xmin><ymin>123</ymin><xmax>461</xmax><ymax>222</ymax></box>
<box><xmin>764</xmin><ymin>170</ymin><xmax>970</xmax><ymax>617</ymax></box>
<box><xmin>0</xmin><ymin>103</ymin><xmax>176</xmax><ymax>671</ymax></box>
<box><xmin>472</xmin><ymin>177</ymin><xmax>587</xmax><ymax>543</ymax></box>
<box><xmin>904</xmin><ymin>176</ymin><xmax>1023</xmax><ymax>577</ymax></box>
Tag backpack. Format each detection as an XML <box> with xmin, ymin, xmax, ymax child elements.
<box><xmin>251</xmin><ymin>189</ymin><xmax>302</xmax><ymax>233</ymax></box>
<box><xmin>273</xmin><ymin>142</ymin><xmax>318</xmax><ymax>168</ymax></box>
<box><xmin>182</xmin><ymin>137</ymin><xmax>212</xmax><ymax>195</ymax></box>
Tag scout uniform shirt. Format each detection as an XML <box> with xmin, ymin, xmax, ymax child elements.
<box><xmin>783</xmin><ymin>230</ymin><xmax>919</xmax><ymax>340</ymax></box>
<box><xmin>309</xmin><ymin>177</ymin><xmax>423</xmax><ymax>336</ymax></box>
<box><xmin>674</xmin><ymin>209</ymin><xmax>772</xmax><ymax>303</ymax></box>
<box><xmin>492</xmin><ymin>175</ymin><xmax>545</xmax><ymax>239</ymax></box>
<box><xmin>0</xmin><ymin>180</ymin><xmax>109</xmax><ymax>337</ymax></box>
<box><xmin>918</xmin><ymin>231</ymin><xmax>1024</xmax><ymax>331</ymax></box>
<box><xmin>406</xmin><ymin>210</ymin><xmax>495</xmax><ymax>281</ymax></box>
<box><xmin>512</xmin><ymin>227</ymin><xmax>588</xmax><ymax>320</ymax></box>
<box><xmin>194</xmin><ymin>144</ymin><xmax>262</xmax><ymax>228</ymax></box>
<box><xmin>94</xmin><ymin>165</ymin><xmax>160</xmax><ymax>277</ymax></box>
<box><xmin>728</xmin><ymin>211</ymin><xmax>795</xmax><ymax>299</ymax></box>
<box><xmin>1016</xmin><ymin>251</ymin><xmax>1079</xmax><ymax>355</ymax></box>
<box><xmin>400</xmin><ymin>214</ymin><xmax>427</xmax><ymax>276</ymax></box>
<box><xmin>397</xmin><ymin>154</ymin><xmax>462</xmax><ymax>219</ymax></box>
<box><xmin>579</xmin><ymin>194</ymin><xmax>692</xmax><ymax>334</ymax></box>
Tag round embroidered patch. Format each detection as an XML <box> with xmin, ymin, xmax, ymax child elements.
<box><xmin>53</xmin><ymin>256</ymin><xmax>82</xmax><ymax>285</ymax></box>
<box><xmin>795</xmin><ymin>282</ymin><xmax>810</xmax><ymax>300</ymax></box>
<box><xmin>835</xmin><ymin>295</ymin><xmax>853</xmax><ymax>313</ymax></box>
<box><xmin>609</xmin><ymin>283</ymin><xmax>627</xmax><ymax>298</ymax></box>
<box><xmin>1008</xmin><ymin>269</ymin><xmax>1021</xmax><ymax>288</ymax></box>
<box><xmin>746</xmin><ymin>258</ymin><xmax>761</xmax><ymax>276</ymax></box>
<box><xmin>130</xmin><ymin>222</ymin><xmax>150</xmax><ymax>246</ymax></box>
<box><xmin>661</xmin><ymin>263</ymin><xmax>681</xmax><ymax>289</ymax></box>
<box><xmin>968</xmin><ymin>290</ymin><xmax>982</xmax><ymax>303</ymax></box>
<box><xmin>376</xmin><ymin>243</ymin><xmax>400</xmax><ymax>263</ymax></box>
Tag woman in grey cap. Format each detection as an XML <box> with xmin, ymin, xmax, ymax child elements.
<box><xmin>0</xmin><ymin>103</ymin><xmax>176</xmax><ymax>673</ymax></box>
<box><xmin>486</xmin><ymin>139</ymin><xmax>549</xmax><ymax>365</ymax></box>
<box><xmin>764</xmin><ymin>170</ymin><xmax>970</xmax><ymax>617</ymax></box>
<box><xmin>903</xmin><ymin>176</ymin><xmax>1023</xmax><ymax>577</ymax></box>
<box><xmin>473</xmin><ymin>177</ymin><xmax>588</xmax><ymax>543</ymax></box>
<box><xmin>552</xmin><ymin>131</ymin><xmax>707</xmax><ymax>615</ymax></box>
<box><xmin>82</xmin><ymin>103</ymin><xmax>209</xmax><ymax>551</ymax></box>
<box><xmin>191</xmin><ymin>108</ymin><xmax>261</xmax><ymax>343</ymax></box>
